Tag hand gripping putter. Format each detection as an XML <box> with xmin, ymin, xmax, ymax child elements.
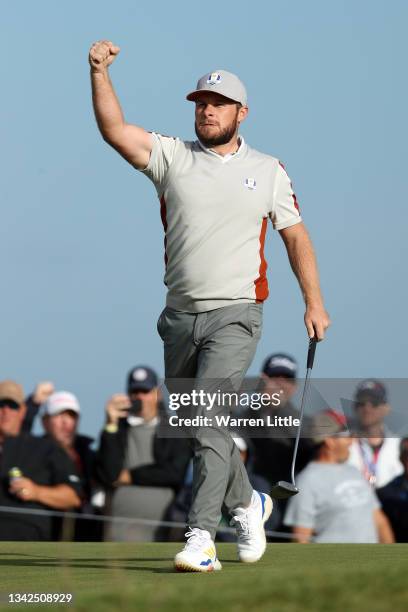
<box><xmin>270</xmin><ymin>337</ymin><xmax>317</xmax><ymax>499</ymax></box>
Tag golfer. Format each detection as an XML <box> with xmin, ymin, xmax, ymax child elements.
<box><xmin>89</xmin><ymin>40</ymin><xmax>331</xmax><ymax>572</ymax></box>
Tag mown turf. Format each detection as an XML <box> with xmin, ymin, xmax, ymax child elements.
<box><xmin>0</xmin><ymin>542</ymin><xmax>407</xmax><ymax>611</ymax></box>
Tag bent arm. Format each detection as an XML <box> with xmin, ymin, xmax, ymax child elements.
<box><xmin>279</xmin><ymin>223</ymin><xmax>331</xmax><ymax>339</ymax></box>
<box><xmin>35</xmin><ymin>484</ymin><xmax>81</xmax><ymax>510</ymax></box>
<box><xmin>91</xmin><ymin>70</ymin><xmax>152</xmax><ymax>168</ymax></box>
<box><xmin>374</xmin><ymin>509</ymin><xmax>395</xmax><ymax>543</ymax></box>
<box><xmin>90</xmin><ymin>42</ymin><xmax>152</xmax><ymax>169</ymax></box>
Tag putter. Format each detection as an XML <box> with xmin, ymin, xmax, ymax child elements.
<box><xmin>270</xmin><ymin>337</ymin><xmax>317</xmax><ymax>499</ymax></box>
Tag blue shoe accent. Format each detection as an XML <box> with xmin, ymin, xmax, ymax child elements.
<box><xmin>258</xmin><ymin>492</ymin><xmax>266</xmax><ymax>518</ymax></box>
<box><xmin>200</xmin><ymin>558</ymin><xmax>212</xmax><ymax>566</ymax></box>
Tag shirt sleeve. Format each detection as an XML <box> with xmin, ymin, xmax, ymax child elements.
<box><xmin>270</xmin><ymin>161</ymin><xmax>302</xmax><ymax>230</ymax></box>
<box><xmin>21</xmin><ymin>394</ymin><xmax>41</xmax><ymax>433</ymax></box>
<box><xmin>283</xmin><ymin>477</ymin><xmax>316</xmax><ymax>529</ymax></box>
<box><xmin>94</xmin><ymin>427</ymin><xmax>127</xmax><ymax>486</ymax></box>
<box><xmin>139</xmin><ymin>132</ymin><xmax>179</xmax><ymax>194</ymax></box>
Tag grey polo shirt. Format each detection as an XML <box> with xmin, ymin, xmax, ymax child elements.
<box><xmin>140</xmin><ymin>133</ymin><xmax>302</xmax><ymax>312</ymax></box>
<box><xmin>284</xmin><ymin>462</ymin><xmax>380</xmax><ymax>543</ymax></box>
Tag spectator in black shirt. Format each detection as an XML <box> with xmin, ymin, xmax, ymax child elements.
<box><xmin>246</xmin><ymin>354</ymin><xmax>313</xmax><ymax>534</ymax></box>
<box><xmin>95</xmin><ymin>366</ymin><xmax>191</xmax><ymax>541</ymax></box>
<box><xmin>0</xmin><ymin>380</ymin><xmax>82</xmax><ymax>541</ymax></box>
<box><xmin>41</xmin><ymin>391</ymin><xmax>103</xmax><ymax>541</ymax></box>
<box><xmin>377</xmin><ymin>437</ymin><xmax>408</xmax><ymax>542</ymax></box>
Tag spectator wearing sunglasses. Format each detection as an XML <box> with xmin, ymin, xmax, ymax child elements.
<box><xmin>348</xmin><ymin>380</ymin><xmax>403</xmax><ymax>488</ymax></box>
<box><xmin>0</xmin><ymin>380</ymin><xmax>82</xmax><ymax>541</ymax></box>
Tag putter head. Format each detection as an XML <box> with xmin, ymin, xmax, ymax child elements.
<box><xmin>270</xmin><ymin>481</ymin><xmax>299</xmax><ymax>499</ymax></box>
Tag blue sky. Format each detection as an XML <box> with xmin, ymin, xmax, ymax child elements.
<box><xmin>1</xmin><ymin>1</ymin><xmax>407</xmax><ymax>438</ymax></box>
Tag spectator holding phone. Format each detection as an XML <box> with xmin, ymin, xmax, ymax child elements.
<box><xmin>95</xmin><ymin>366</ymin><xmax>191</xmax><ymax>541</ymax></box>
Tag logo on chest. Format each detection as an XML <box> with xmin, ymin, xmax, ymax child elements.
<box><xmin>244</xmin><ymin>177</ymin><xmax>257</xmax><ymax>190</ymax></box>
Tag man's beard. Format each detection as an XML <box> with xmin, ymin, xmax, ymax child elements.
<box><xmin>195</xmin><ymin>115</ymin><xmax>239</xmax><ymax>148</ymax></box>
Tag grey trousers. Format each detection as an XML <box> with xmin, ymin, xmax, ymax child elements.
<box><xmin>157</xmin><ymin>302</ymin><xmax>263</xmax><ymax>539</ymax></box>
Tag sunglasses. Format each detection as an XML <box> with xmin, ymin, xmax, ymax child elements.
<box><xmin>0</xmin><ymin>399</ymin><xmax>20</xmax><ymax>410</ymax></box>
<box><xmin>355</xmin><ymin>400</ymin><xmax>383</xmax><ymax>409</ymax></box>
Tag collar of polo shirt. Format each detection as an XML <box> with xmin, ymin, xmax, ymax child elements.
<box><xmin>197</xmin><ymin>136</ymin><xmax>246</xmax><ymax>163</ymax></box>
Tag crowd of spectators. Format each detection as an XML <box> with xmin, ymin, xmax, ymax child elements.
<box><xmin>0</xmin><ymin>360</ymin><xmax>406</xmax><ymax>543</ymax></box>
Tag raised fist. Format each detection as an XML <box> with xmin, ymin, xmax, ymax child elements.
<box><xmin>32</xmin><ymin>381</ymin><xmax>55</xmax><ymax>405</ymax></box>
<box><xmin>89</xmin><ymin>40</ymin><xmax>120</xmax><ymax>72</ymax></box>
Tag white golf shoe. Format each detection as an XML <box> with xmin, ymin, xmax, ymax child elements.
<box><xmin>230</xmin><ymin>491</ymin><xmax>273</xmax><ymax>563</ymax></box>
<box><xmin>174</xmin><ymin>528</ymin><xmax>222</xmax><ymax>572</ymax></box>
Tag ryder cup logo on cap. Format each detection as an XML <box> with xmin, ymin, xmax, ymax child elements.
<box><xmin>207</xmin><ymin>72</ymin><xmax>222</xmax><ymax>85</ymax></box>
<box><xmin>245</xmin><ymin>178</ymin><xmax>257</xmax><ymax>190</ymax></box>
<box><xmin>186</xmin><ymin>69</ymin><xmax>248</xmax><ymax>106</ymax></box>
<box><xmin>133</xmin><ymin>368</ymin><xmax>148</xmax><ymax>381</ymax></box>
<box><xmin>127</xmin><ymin>365</ymin><xmax>158</xmax><ymax>392</ymax></box>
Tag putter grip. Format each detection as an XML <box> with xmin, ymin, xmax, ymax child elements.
<box><xmin>307</xmin><ymin>338</ymin><xmax>317</xmax><ymax>369</ymax></box>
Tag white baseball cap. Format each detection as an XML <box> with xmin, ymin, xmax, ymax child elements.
<box><xmin>186</xmin><ymin>70</ymin><xmax>247</xmax><ymax>106</ymax></box>
<box><xmin>43</xmin><ymin>391</ymin><xmax>80</xmax><ymax>416</ymax></box>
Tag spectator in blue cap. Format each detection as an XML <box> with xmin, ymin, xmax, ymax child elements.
<box><xmin>245</xmin><ymin>353</ymin><xmax>313</xmax><ymax>536</ymax></box>
<box><xmin>348</xmin><ymin>379</ymin><xmax>403</xmax><ymax>488</ymax></box>
<box><xmin>95</xmin><ymin>365</ymin><xmax>191</xmax><ymax>541</ymax></box>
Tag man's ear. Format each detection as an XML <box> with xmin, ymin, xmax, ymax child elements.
<box><xmin>238</xmin><ymin>105</ymin><xmax>249</xmax><ymax>124</ymax></box>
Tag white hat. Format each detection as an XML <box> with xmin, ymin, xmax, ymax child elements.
<box><xmin>44</xmin><ymin>391</ymin><xmax>80</xmax><ymax>416</ymax></box>
<box><xmin>186</xmin><ymin>70</ymin><xmax>247</xmax><ymax>106</ymax></box>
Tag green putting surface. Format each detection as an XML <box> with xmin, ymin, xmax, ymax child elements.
<box><xmin>0</xmin><ymin>542</ymin><xmax>407</xmax><ymax>611</ymax></box>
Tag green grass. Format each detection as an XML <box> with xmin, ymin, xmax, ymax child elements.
<box><xmin>0</xmin><ymin>542</ymin><xmax>407</xmax><ymax>611</ymax></box>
